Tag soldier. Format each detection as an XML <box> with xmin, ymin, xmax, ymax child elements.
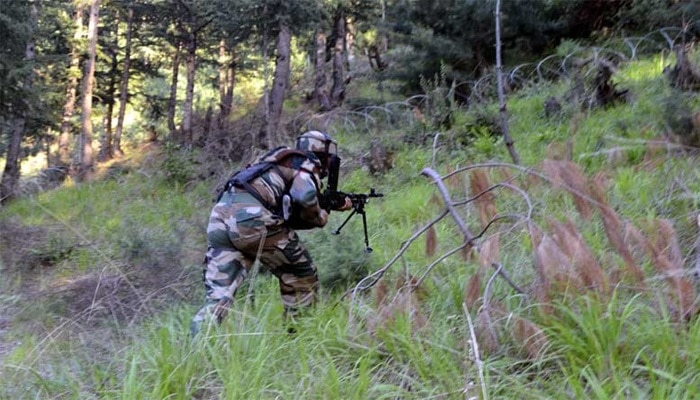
<box><xmin>190</xmin><ymin>131</ymin><xmax>352</xmax><ymax>335</ymax></box>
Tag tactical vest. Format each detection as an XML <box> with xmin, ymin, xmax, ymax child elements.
<box><xmin>218</xmin><ymin>147</ymin><xmax>318</xmax><ymax>218</ymax></box>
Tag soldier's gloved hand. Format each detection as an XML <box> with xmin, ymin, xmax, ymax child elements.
<box><xmin>212</xmin><ymin>298</ymin><xmax>232</xmax><ymax>323</ymax></box>
<box><xmin>318</xmin><ymin>209</ymin><xmax>329</xmax><ymax>226</ymax></box>
<box><xmin>337</xmin><ymin>197</ymin><xmax>353</xmax><ymax>211</ymax></box>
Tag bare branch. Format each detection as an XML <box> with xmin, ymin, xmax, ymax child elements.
<box><xmin>413</xmin><ymin>241</ymin><xmax>472</xmax><ymax>288</ymax></box>
<box><xmin>430</xmin><ymin>133</ymin><xmax>441</xmax><ymax>169</ymax></box>
<box><xmin>481</xmin><ymin>262</ymin><xmax>501</xmax><ymax>348</ymax></box>
<box><xmin>421</xmin><ymin>167</ymin><xmax>476</xmax><ymax>243</ymax></box>
<box><xmin>491</xmin><ymin>262</ymin><xmax>525</xmax><ymax>295</ymax></box>
<box><xmin>463</xmin><ymin>301</ymin><xmax>488</xmax><ymax>400</ymax></box>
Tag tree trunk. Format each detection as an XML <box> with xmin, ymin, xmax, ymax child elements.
<box><xmin>1</xmin><ymin>2</ymin><xmax>37</xmax><ymax>204</ymax></box>
<box><xmin>344</xmin><ymin>16</ymin><xmax>353</xmax><ymax>71</ymax></box>
<box><xmin>182</xmin><ymin>30</ymin><xmax>197</xmax><ymax>144</ymax></box>
<box><xmin>1</xmin><ymin>119</ymin><xmax>26</xmax><ymax>204</ymax></box>
<box><xmin>168</xmin><ymin>40</ymin><xmax>181</xmax><ymax>141</ymax></box>
<box><xmin>114</xmin><ymin>4</ymin><xmax>133</xmax><ymax>158</ymax></box>
<box><xmin>260</xmin><ymin>20</ymin><xmax>270</xmax><ymax>149</ymax></box>
<box><xmin>330</xmin><ymin>9</ymin><xmax>347</xmax><ymax>107</ymax></box>
<box><xmin>495</xmin><ymin>0</ymin><xmax>520</xmax><ymax>165</ymax></box>
<box><xmin>380</xmin><ymin>0</ymin><xmax>388</xmax><ymax>53</ymax></box>
<box><xmin>203</xmin><ymin>105</ymin><xmax>213</xmax><ymax>142</ymax></box>
<box><xmin>102</xmin><ymin>88</ymin><xmax>115</xmax><ymax>160</ymax></box>
<box><xmin>79</xmin><ymin>0</ymin><xmax>100</xmax><ymax>182</ymax></box>
<box><xmin>218</xmin><ymin>39</ymin><xmax>235</xmax><ymax>128</ymax></box>
<box><xmin>224</xmin><ymin>54</ymin><xmax>235</xmax><ymax>120</ymax></box>
<box><xmin>58</xmin><ymin>4</ymin><xmax>83</xmax><ymax>169</ymax></box>
<box><xmin>218</xmin><ymin>39</ymin><xmax>226</xmax><ymax>113</ymax></box>
<box><xmin>313</xmin><ymin>29</ymin><xmax>331</xmax><ymax>111</ymax></box>
<box><xmin>101</xmin><ymin>19</ymin><xmax>119</xmax><ymax>161</ymax></box>
<box><xmin>262</xmin><ymin>21</ymin><xmax>291</xmax><ymax>148</ymax></box>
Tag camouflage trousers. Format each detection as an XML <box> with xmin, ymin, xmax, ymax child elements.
<box><xmin>190</xmin><ymin>191</ymin><xmax>318</xmax><ymax>335</ymax></box>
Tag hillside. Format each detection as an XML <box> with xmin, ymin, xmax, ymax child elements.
<box><xmin>2</xmin><ymin>46</ymin><xmax>700</xmax><ymax>398</ymax></box>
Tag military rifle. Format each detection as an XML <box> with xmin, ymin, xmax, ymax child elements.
<box><xmin>319</xmin><ymin>156</ymin><xmax>383</xmax><ymax>252</ymax></box>
<box><xmin>321</xmin><ymin>188</ymin><xmax>383</xmax><ymax>253</ymax></box>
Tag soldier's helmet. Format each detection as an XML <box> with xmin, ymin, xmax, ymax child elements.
<box><xmin>295</xmin><ymin>131</ymin><xmax>337</xmax><ymax>159</ymax></box>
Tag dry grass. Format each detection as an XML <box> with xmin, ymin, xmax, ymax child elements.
<box><xmin>540</xmin><ymin>159</ymin><xmax>592</xmax><ymax>219</ymax></box>
<box><xmin>425</xmin><ymin>226</ymin><xmax>437</xmax><ymax>257</ymax></box>
<box><xmin>511</xmin><ymin>316</ymin><xmax>549</xmax><ymax>360</ymax></box>
<box><xmin>469</xmin><ymin>169</ymin><xmax>498</xmax><ymax>229</ymax></box>
<box><xmin>548</xmin><ymin>217</ymin><xmax>609</xmax><ymax>293</ymax></box>
<box><xmin>366</xmin><ymin>275</ymin><xmax>428</xmax><ymax>335</ymax></box>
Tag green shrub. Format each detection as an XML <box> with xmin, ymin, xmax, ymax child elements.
<box><xmin>160</xmin><ymin>142</ymin><xmax>198</xmax><ymax>187</ymax></box>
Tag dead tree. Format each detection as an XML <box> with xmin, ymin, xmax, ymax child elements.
<box><xmin>665</xmin><ymin>45</ymin><xmax>700</xmax><ymax>91</ymax></box>
<box><xmin>594</xmin><ymin>63</ymin><xmax>628</xmax><ymax>107</ymax></box>
<box><xmin>495</xmin><ymin>0</ymin><xmax>520</xmax><ymax>165</ymax></box>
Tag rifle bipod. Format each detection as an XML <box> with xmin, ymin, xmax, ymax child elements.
<box><xmin>331</xmin><ymin>188</ymin><xmax>382</xmax><ymax>253</ymax></box>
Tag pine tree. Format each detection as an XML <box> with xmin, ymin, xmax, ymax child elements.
<box><xmin>0</xmin><ymin>0</ymin><xmax>38</xmax><ymax>203</ymax></box>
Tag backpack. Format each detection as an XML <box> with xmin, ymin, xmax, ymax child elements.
<box><xmin>216</xmin><ymin>147</ymin><xmax>313</xmax><ymax>214</ymax></box>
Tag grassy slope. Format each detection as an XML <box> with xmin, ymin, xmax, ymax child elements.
<box><xmin>1</xmin><ymin>55</ymin><xmax>700</xmax><ymax>399</ymax></box>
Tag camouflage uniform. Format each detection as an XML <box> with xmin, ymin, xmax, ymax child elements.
<box><xmin>191</xmin><ymin>147</ymin><xmax>329</xmax><ymax>334</ymax></box>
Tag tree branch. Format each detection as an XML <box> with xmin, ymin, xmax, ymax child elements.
<box><xmin>421</xmin><ymin>167</ymin><xmax>476</xmax><ymax>243</ymax></box>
